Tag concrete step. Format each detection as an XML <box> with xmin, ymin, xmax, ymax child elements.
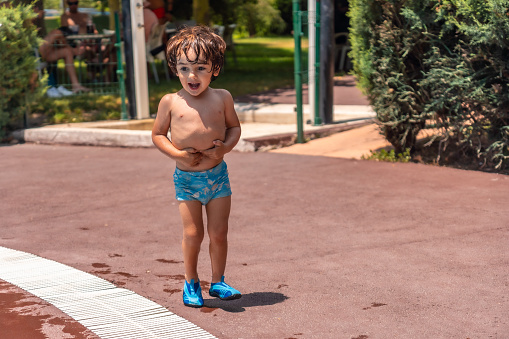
<box><xmin>235</xmin><ymin>103</ymin><xmax>374</xmax><ymax>124</ymax></box>
<box><xmin>12</xmin><ymin>104</ymin><xmax>376</xmax><ymax>151</ymax></box>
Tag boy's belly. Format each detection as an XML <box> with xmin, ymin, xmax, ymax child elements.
<box><xmin>176</xmin><ymin>157</ymin><xmax>223</xmax><ymax>172</ymax></box>
<box><xmin>171</xmin><ymin>132</ymin><xmax>225</xmax><ymax>172</ymax></box>
<box><xmin>171</xmin><ymin>125</ymin><xmax>225</xmax><ymax>150</ymax></box>
<box><xmin>172</xmin><ymin>137</ymin><xmax>215</xmax><ymax>153</ymax></box>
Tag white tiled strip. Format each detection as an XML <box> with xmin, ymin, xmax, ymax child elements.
<box><xmin>0</xmin><ymin>246</ymin><xmax>216</xmax><ymax>339</ymax></box>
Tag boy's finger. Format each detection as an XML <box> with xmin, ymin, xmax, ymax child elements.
<box><xmin>183</xmin><ymin>147</ymin><xmax>199</xmax><ymax>154</ymax></box>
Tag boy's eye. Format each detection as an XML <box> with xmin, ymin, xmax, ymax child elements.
<box><xmin>179</xmin><ymin>66</ymin><xmax>188</xmax><ymax>72</ymax></box>
<box><xmin>198</xmin><ymin>66</ymin><xmax>206</xmax><ymax>71</ymax></box>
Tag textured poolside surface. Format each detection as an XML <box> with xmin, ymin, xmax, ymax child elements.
<box><xmin>0</xmin><ymin>246</ymin><xmax>216</xmax><ymax>339</ymax></box>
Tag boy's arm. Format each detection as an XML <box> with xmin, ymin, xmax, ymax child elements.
<box><xmin>222</xmin><ymin>90</ymin><xmax>241</xmax><ymax>152</ymax></box>
<box><xmin>152</xmin><ymin>94</ymin><xmax>203</xmax><ymax>167</ymax></box>
<box><xmin>203</xmin><ymin>90</ymin><xmax>241</xmax><ymax>159</ymax></box>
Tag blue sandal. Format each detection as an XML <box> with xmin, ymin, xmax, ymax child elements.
<box><xmin>209</xmin><ymin>276</ymin><xmax>242</xmax><ymax>300</ymax></box>
<box><xmin>183</xmin><ymin>279</ymin><xmax>204</xmax><ymax>308</ymax></box>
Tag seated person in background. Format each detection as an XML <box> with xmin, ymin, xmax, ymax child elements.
<box><xmin>33</xmin><ymin>6</ymin><xmax>90</xmax><ymax>94</ymax></box>
<box><xmin>39</xmin><ymin>29</ymin><xmax>91</xmax><ymax>93</ymax></box>
<box><xmin>143</xmin><ymin>0</ymin><xmax>158</xmax><ymax>42</ymax></box>
<box><xmin>147</xmin><ymin>0</ymin><xmax>171</xmax><ymax>26</ymax></box>
<box><xmin>60</xmin><ymin>0</ymin><xmax>116</xmax><ymax>82</ymax></box>
<box><xmin>60</xmin><ymin>0</ymin><xmax>94</xmax><ymax>34</ymax></box>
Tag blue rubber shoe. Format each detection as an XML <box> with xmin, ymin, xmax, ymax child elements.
<box><xmin>183</xmin><ymin>279</ymin><xmax>203</xmax><ymax>308</ymax></box>
<box><xmin>209</xmin><ymin>276</ymin><xmax>242</xmax><ymax>300</ymax></box>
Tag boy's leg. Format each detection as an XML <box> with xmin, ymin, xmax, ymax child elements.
<box><xmin>205</xmin><ymin>196</ymin><xmax>231</xmax><ymax>283</ymax></box>
<box><xmin>179</xmin><ymin>201</ymin><xmax>204</xmax><ymax>283</ymax></box>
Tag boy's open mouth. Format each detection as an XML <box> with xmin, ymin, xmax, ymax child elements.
<box><xmin>188</xmin><ymin>83</ymin><xmax>200</xmax><ymax>90</ymax></box>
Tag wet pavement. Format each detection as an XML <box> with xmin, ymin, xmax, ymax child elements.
<box><xmin>1</xmin><ymin>76</ymin><xmax>508</xmax><ymax>338</ymax></box>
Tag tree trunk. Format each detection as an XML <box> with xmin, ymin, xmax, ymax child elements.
<box><xmin>319</xmin><ymin>0</ymin><xmax>334</xmax><ymax>124</ymax></box>
<box><xmin>193</xmin><ymin>0</ymin><xmax>210</xmax><ymax>25</ymax></box>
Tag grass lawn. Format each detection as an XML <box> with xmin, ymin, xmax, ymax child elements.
<box><xmin>34</xmin><ymin>36</ymin><xmax>306</xmax><ymax>124</ymax></box>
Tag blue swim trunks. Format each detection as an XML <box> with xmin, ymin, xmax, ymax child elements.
<box><xmin>173</xmin><ymin>161</ymin><xmax>232</xmax><ymax>205</ymax></box>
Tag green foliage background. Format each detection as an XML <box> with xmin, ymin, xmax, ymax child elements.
<box><xmin>175</xmin><ymin>0</ymin><xmax>288</xmax><ymax>36</ymax></box>
<box><xmin>0</xmin><ymin>3</ymin><xmax>45</xmax><ymax>138</ymax></box>
<box><xmin>349</xmin><ymin>0</ymin><xmax>509</xmax><ymax>171</ymax></box>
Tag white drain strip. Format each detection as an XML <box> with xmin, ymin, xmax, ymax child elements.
<box><xmin>0</xmin><ymin>246</ymin><xmax>216</xmax><ymax>339</ymax></box>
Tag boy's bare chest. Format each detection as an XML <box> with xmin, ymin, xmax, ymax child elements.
<box><xmin>172</xmin><ymin>105</ymin><xmax>225</xmax><ymax>130</ymax></box>
<box><xmin>170</xmin><ymin>103</ymin><xmax>226</xmax><ymax>149</ymax></box>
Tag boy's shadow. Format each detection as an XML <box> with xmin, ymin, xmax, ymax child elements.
<box><xmin>202</xmin><ymin>292</ymin><xmax>288</xmax><ymax>313</ymax></box>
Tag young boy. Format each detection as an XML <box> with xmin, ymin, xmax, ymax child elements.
<box><xmin>152</xmin><ymin>26</ymin><xmax>242</xmax><ymax>308</ymax></box>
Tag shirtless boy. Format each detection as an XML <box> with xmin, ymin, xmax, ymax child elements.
<box><xmin>152</xmin><ymin>26</ymin><xmax>242</xmax><ymax>308</ymax></box>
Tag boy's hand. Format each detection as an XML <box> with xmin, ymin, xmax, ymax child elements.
<box><xmin>179</xmin><ymin>147</ymin><xmax>203</xmax><ymax>167</ymax></box>
<box><xmin>202</xmin><ymin>140</ymin><xmax>226</xmax><ymax>159</ymax></box>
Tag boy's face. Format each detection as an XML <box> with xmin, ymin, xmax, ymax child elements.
<box><xmin>175</xmin><ymin>50</ymin><xmax>219</xmax><ymax>97</ymax></box>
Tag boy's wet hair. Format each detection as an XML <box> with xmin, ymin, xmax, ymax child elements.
<box><xmin>166</xmin><ymin>25</ymin><xmax>226</xmax><ymax>82</ymax></box>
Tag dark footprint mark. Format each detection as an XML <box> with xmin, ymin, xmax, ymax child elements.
<box><xmin>362</xmin><ymin>302</ymin><xmax>387</xmax><ymax>310</ymax></box>
<box><xmin>114</xmin><ymin>272</ymin><xmax>138</xmax><ymax>278</ymax></box>
<box><xmin>92</xmin><ymin>263</ymin><xmax>110</xmax><ymax>268</ymax></box>
<box><xmin>163</xmin><ymin>288</ymin><xmax>181</xmax><ymax>295</ymax></box>
<box><xmin>156</xmin><ymin>259</ymin><xmax>183</xmax><ymax>264</ymax></box>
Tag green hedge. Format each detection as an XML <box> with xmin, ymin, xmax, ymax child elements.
<box><xmin>349</xmin><ymin>0</ymin><xmax>509</xmax><ymax>171</ymax></box>
<box><xmin>0</xmin><ymin>3</ymin><xmax>44</xmax><ymax>139</ymax></box>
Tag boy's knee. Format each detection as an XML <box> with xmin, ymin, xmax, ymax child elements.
<box><xmin>209</xmin><ymin>229</ymin><xmax>228</xmax><ymax>245</ymax></box>
<box><xmin>183</xmin><ymin>229</ymin><xmax>204</xmax><ymax>243</ymax></box>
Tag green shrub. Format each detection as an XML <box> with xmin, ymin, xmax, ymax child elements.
<box><xmin>349</xmin><ymin>0</ymin><xmax>509</xmax><ymax>171</ymax></box>
<box><xmin>362</xmin><ymin>148</ymin><xmax>411</xmax><ymax>163</ymax></box>
<box><xmin>0</xmin><ymin>3</ymin><xmax>44</xmax><ymax>138</ymax></box>
<box><xmin>30</xmin><ymin>94</ymin><xmax>121</xmax><ymax>124</ymax></box>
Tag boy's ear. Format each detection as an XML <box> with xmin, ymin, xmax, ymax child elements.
<box><xmin>213</xmin><ymin>68</ymin><xmax>220</xmax><ymax>77</ymax></box>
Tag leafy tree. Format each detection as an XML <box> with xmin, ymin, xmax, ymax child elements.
<box><xmin>210</xmin><ymin>0</ymin><xmax>253</xmax><ymax>25</ymax></box>
<box><xmin>349</xmin><ymin>0</ymin><xmax>509</xmax><ymax>171</ymax></box>
<box><xmin>0</xmin><ymin>2</ymin><xmax>44</xmax><ymax>138</ymax></box>
<box><xmin>274</xmin><ymin>0</ymin><xmax>294</xmax><ymax>35</ymax></box>
<box><xmin>14</xmin><ymin>0</ymin><xmax>46</xmax><ymax>36</ymax></box>
<box><xmin>237</xmin><ymin>0</ymin><xmax>285</xmax><ymax>36</ymax></box>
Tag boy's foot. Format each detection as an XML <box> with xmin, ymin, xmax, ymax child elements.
<box><xmin>183</xmin><ymin>279</ymin><xmax>203</xmax><ymax>308</ymax></box>
<box><xmin>209</xmin><ymin>276</ymin><xmax>242</xmax><ymax>300</ymax></box>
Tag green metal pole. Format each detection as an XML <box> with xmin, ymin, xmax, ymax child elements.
<box><xmin>314</xmin><ymin>0</ymin><xmax>322</xmax><ymax>125</ymax></box>
<box><xmin>114</xmin><ymin>12</ymin><xmax>128</xmax><ymax>121</ymax></box>
<box><xmin>293</xmin><ymin>0</ymin><xmax>304</xmax><ymax>143</ymax></box>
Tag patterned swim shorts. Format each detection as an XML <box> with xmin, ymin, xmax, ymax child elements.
<box><xmin>173</xmin><ymin>161</ymin><xmax>232</xmax><ymax>205</ymax></box>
